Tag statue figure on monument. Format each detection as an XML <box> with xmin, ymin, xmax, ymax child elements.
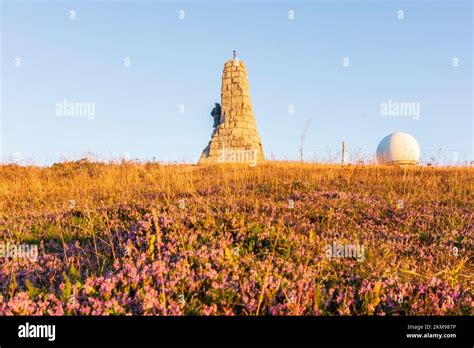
<box><xmin>211</xmin><ymin>103</ymin><xmax>221</xmax><ymax>128</ymax></box>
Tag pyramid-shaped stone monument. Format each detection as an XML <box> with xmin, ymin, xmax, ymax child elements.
<box><xmin>199</xmin><ymin>52</ymin><xmax>265</xmax><ymax>165</ymax></box>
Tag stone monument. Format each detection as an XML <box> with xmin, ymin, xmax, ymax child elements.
<box><xmin>199</xmin><ymin>52</ymin><xmax>265</xmax><ymax>165</ymax></box>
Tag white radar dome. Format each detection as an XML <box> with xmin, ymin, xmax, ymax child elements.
<box><xmin>376</xmin><ymin>132</ymin><xmax>420</xmax><ymax>165</ymax></box>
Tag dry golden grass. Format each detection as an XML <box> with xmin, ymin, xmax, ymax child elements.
<box><xmin>1</xmin><ymin>160</ymin><xmax>472</xmax><ymax>217</ymax></box>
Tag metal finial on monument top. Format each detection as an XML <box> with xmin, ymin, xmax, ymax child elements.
<box><xmin>232</xmin><ymin>50</ymin><xmax>239</xmax><ymax>65</ymax></box>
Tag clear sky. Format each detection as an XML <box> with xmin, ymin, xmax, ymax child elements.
<box><xmin>1</xmin><ymin>0</ymin><xmax>472</xmax><ymax>165</ymax></box>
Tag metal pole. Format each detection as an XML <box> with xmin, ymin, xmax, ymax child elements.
<box><xmin>342</xmin><ymin>141</ymin><xmax>346</xmax><ymax>165</ymax></box>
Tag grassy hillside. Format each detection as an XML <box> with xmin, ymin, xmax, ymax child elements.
<box><xmin>0</xmin><ymin>161</ymin><xmax>472</xmax><ymax>315</ymax></box>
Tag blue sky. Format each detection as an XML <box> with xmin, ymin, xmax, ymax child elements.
<box><xmin>1</xmin><ymin>0</ymin><xmax>472</xmax><ymax>165</ymax></box>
